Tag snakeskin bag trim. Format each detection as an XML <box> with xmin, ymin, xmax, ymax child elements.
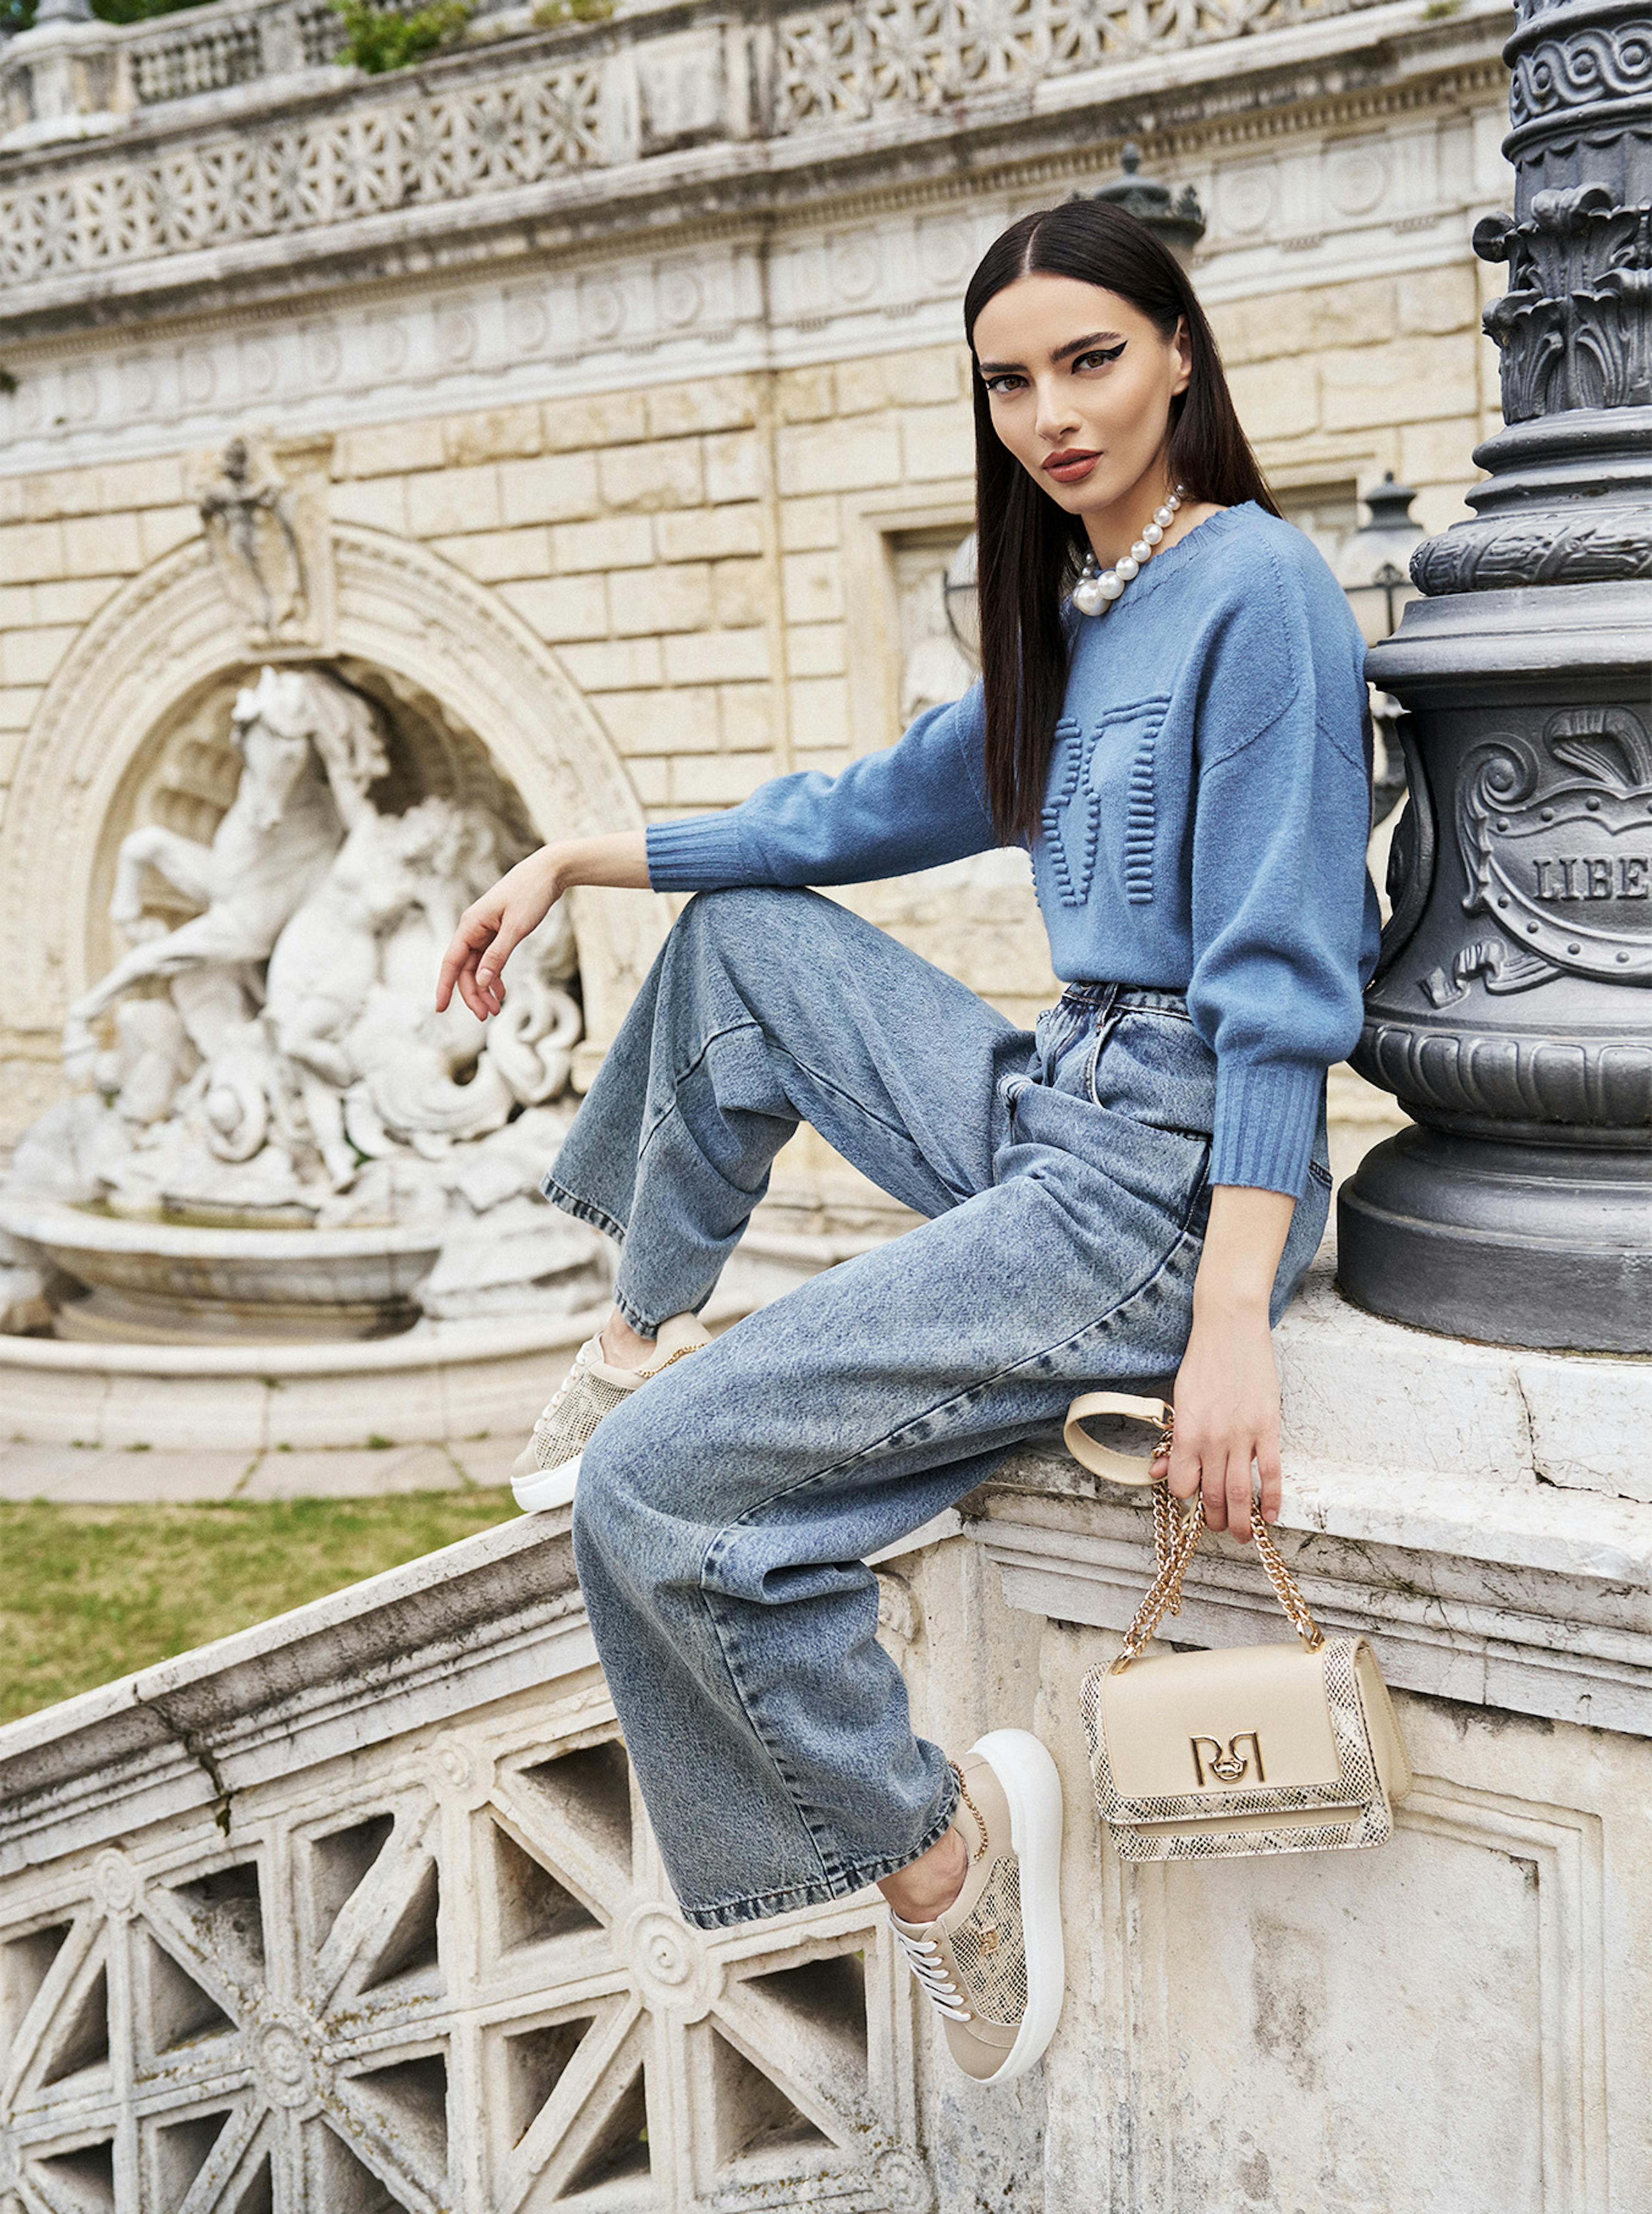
<box><xmin>1082</xmin><ymin>1637</ymin><xmax>1397</xmax><ymax>1862</ymax></box>
<box><xmin>946</xmin><ymin>1857</ymin><xmax>1029</xmax><ymax>2025</ymax></box>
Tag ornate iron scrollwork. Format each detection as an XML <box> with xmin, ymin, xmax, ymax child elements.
<box><xmin>1371</xmin><ymin>711</ymin><xmax>1435</xmax><ymax>987</ymax></box>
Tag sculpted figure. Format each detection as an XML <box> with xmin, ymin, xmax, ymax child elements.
<box><xmin>264</xmin><ymin>795</ymin><xmax>583</xmax><ymax>1184</ymax></box>
<box><xmin>65</xmin><ymin>667</ymin><xmax>388</xmax><ymax>1075</ymax></box>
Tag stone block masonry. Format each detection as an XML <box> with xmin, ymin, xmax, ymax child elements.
<box><xmin>0</xmin><ymin>0</ymin><xmax>1512</xmax><ymax>1194</ymax></box>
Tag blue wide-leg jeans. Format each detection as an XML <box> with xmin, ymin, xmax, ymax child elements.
<box><xmin>549</xmin><ymin>887</ymin><xmax>1331</xmax><ymax>1929</ymax></box>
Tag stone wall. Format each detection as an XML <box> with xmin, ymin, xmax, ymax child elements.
<box><xmin>0</xmin><ymin>0</ymin><xmax>1516</xmax><ymax>1198</ymax></box>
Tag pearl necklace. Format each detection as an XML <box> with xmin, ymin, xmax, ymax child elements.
<box><xmin>1072</xmin><ymin>486</ymin><xmax>1186</xmax><ymax>617</ymax></box>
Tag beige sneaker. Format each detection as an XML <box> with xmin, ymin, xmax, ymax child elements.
<box><xmin>510</xmin><ymin>1312</ymin><xmax>710</xmax><ymax>1513</ymax></box>
<box><xmin>890</xmin><ymin>1730</ymin><xmax>1065</xmax><ymax>2084</ymax></box>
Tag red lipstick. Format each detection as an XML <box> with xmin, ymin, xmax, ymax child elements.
<box><xmin>1043</xmin><ymin>449</ymin><xmax>1100</xmax><ymax>484</ymax></box>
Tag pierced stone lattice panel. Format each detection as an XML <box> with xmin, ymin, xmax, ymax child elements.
<box><xmin>0</xmin><ymin>65</ymin><xmax>603</xmax><ymax>286</ymax></box>
<box><xmin>0</xmin><ymin>1685</ymin><xmax>931</xmax><ymax>2214</ymax></box>
<box><xmin>771</xmin><ymin>0</ymin><xmax>1386</xmax><ymax>130</ymax></box>
<box><xmin>0</xmin><ymin>0</ymin><xmax>1400</xmax><ymax>287</ymax></box>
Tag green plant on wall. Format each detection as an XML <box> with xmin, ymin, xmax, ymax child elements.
<box><xmin>530</xmin><ymin>0</ymin><xmax>614</xmax><ymax>25</ymax></box>
<box><xmin>330</xmin><ymin>0</ymin><xmax>473</xmax><ymax>73</ymax></box>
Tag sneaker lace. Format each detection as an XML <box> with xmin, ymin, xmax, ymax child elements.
<box><xmin>531</xmin><ymin>1344</ymin><xmax>598</xmax><ymax>1440</ymax></box>
<box><xmin>892</xmin><ymin>1927</ymin><xmax>971</xmax><ymax>2023</ymax></box>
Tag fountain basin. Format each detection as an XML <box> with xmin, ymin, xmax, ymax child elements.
<box><xmin>0</xmin><ymin>1195</ymin><xmax>443</xmax><ymax>1345</ymax></box>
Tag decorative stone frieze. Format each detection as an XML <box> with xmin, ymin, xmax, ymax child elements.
<box><xmin>0</xmin><ymin>0</ymin><xmax>1506</xmax><ymax>329</ymax></box>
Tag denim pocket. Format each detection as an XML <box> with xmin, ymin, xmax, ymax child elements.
<box><xmin>1088</xmin><ymin>1008</ymin><xmax>1215</xmax><ymax>1140</ymax></box>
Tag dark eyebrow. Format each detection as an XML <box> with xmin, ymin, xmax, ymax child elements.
<box><xmin>976</xmin><ymin>330</ymin><xmax>1127</xmax><ymax>375</ymax></box>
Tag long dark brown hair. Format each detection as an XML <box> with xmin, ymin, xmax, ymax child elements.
<box><xmin>964</xmin><ymin>200</ymin><xmax>1279</xmax><ymax>843</ymax></box>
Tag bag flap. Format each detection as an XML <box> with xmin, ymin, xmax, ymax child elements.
<box><xmin>1098</xmin><ymin>1640</ymin><xmax>1341</xmax><ymax>1799</ymax></box>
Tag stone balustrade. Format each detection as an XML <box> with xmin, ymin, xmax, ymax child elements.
<box><xmin>6</xmin><ymin>1251</ymin><xmax>1652</xmax><ymax>2208</ymax></box>
<box><xmin>0</xmin><ymin>0</ymin><xmax>1406</xmax><ymax>285</ymax></box>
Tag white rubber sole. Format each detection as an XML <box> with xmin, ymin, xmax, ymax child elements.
<box><xmin>510</xmin><ymin>1451</ymin><xmax>581</xmax><ymax>1514</ymax></box>
<box><xmin>968</xmin><ymin>1726</ymin><xmax>1066</xmax><ymax>2082</ymax></box>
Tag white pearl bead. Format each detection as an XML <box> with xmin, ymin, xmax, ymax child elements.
<box><xmin>1130</xmin><ymin>541</ymin><xmax>1151</xmax><ymax>563</ymax></box>
<box><xmin>1142</xmin><ymin>523</ymin><xmax>1163</xmax><ymax>545</ymax></box>
<box><xmin>1153</xmin><ymin>506</ymin><xmax>1174</xmax><ymax>528</ymax></box>
<box><xmin>1115</xmin><ymin>556</ymin><xmax>1139</xmax><ymax>582</ymax></box>
<box><xmin>1073</xmin><ymin>578</ymin><xmax>1104</xmax><ymax>615</ymax></box>
<box><xmin>1100</xmin><ymin>573</ymin><xmax>1125</xmax><ymax>600</ymax></box>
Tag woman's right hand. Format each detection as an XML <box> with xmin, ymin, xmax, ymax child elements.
<box><xmin>435</xmin><ymin>829</ymin><xmax>652</xmax><ymax>1020</ymax></box>
<box><xmin>436</xmin><ymin>847</ymin><xmax>562</xmax><ymax>1021</ymax></box>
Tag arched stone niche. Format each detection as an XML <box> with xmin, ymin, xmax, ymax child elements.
<box><xmin>0</xmin><ymin>526</ymin><xmax>666</xmax><ymax>1085</ymax></box>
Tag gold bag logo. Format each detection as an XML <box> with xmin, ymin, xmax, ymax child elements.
<box><xmin>1190</xmin><ymin>1732</ymin><xmax>1264</xmax><ymax>1786</ymax></box>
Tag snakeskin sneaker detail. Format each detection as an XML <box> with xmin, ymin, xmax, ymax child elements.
<box><xmin>510</xmin><ymin>1311</ymin><xmax>709</xmax><ymax>1513</ymax></box>
<box><xmin>890</xmin><ymin>1730</ymin><xmax>1064</xmax><ymax>2083</ymax></box>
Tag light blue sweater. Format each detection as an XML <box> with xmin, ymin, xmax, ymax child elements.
<box><xmin>646</xmin><ymin>502</ymin><xmax>1382</xmax><ymax>1198</ymax></box>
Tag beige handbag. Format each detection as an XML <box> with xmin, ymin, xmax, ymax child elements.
<box><xmin>1064</xmin><ymin>1392</ymin><xmax>1412</xmax><ymax>1862</ymax></box>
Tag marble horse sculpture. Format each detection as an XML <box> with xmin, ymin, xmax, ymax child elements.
<box><xmin>40</xmin><ymin>663</ymin><xmax>586</xmax><ymax>1214</ymax></box>
<box><xmin>62</xmin><ymin>666</ymin><xmax>383</xmax><ymax>1079</ymax></box>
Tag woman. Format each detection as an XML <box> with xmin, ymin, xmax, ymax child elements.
<box><xmin>436</xmin><ymin>200</ymin><xmax>1380</xmax><ymax>2085</ymax></box>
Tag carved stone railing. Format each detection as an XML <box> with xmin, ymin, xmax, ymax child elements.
<box><xmin>0</xmin><ymin>0</ymin><xmax>1406</xmax><ymax>286</ymax></box>
<box><xmin>769</xmin><ymin>0</ymin><xmax>1356</xmax><ymax>130</ymax></box>
<box><xmin>0</xmin><ymin>1509</ymin><xmax>943</xmax><ymax>2214</ymax></box>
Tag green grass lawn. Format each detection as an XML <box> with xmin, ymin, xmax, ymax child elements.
<box><xmin>0</xmin><ymin>1491</ymin><xmax>521</xmax><ymax>1728</ymax></box>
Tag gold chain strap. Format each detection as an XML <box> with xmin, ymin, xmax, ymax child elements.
<box><xmin>1115</xmin><ymin>1484</ymin><xmax>1205</xmax><ymax>1666</ymax></box>
<box><xmin>1113</xmin><ymin>1466</ymin><xmax>1324</xmax><ymax>1673</ymax></box>
<box><xmin>1248</xmin><ymin>1518</ymin><xmax>1325</xmax><ymax>1650</ymax></box>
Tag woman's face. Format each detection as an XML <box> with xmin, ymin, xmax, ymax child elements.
<box><xmin>971</xmin><ymin>273</ymin><xmax>1191</xmax><ymax>522</ymax></box>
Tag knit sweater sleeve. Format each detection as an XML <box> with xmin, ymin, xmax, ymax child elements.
<box><xmin>1187</xmin><ymin>554</ymin><xmax>1377</xmax><ymax>1197</ymax></box>
<box><xmin>645</xmin><ymin>685</ymin><xmax>998</xmax><ymax>891</ymax></box>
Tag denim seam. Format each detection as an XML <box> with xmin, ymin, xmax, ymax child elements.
<box><xmin>700</xmin><ymin>1185</ymin><xmax>1208</xmax><ymax>1561</ymax></box>
<box><xmin>636</xmin><ymin>1016</ymin><xmax>767</xmax><ymax>1158</ymax></box>
<box><xmin>634</xmin><ymin>1019</ymin><xmax>945</xmax><ymax>1191</ymax></box>
<box><xmin>770</xmin><ymin>1041</ymin><xmax>958</xmax><ymax>1186</ymax></box>
<box><xmin>675</xmin><ymin>1769</ymin><xmax>962</xmax><ymax>1930</ymax></box>
<box><xmin>684</xmin><ymin>1577</ymin><xmax>847</xmax><ymax>1895</ymax></box>
<box><xmin>697</xmin><ymin>1585</ymin><xmax>854</xmax><ymax>1894</ymax></box>
<box><xmin>611</xmin><ymin>1285</ymin><xmax>668</xmax><ymax>1338</ymax></box>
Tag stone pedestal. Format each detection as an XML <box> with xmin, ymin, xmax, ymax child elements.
<box><xmin>3</xmin><ymin>1250</ymin><xmax>1649</xmax><ymax>2211</ymax></box>
<box><xmin>962</xmin><ymin>1250</ymin><xmax>1652</xmax><ymax>2210</ymax></box>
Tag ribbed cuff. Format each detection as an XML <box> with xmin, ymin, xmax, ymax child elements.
<box><xmin>1210</xmin><ymin>1060</ymin><xmax>1325</xmax><ymax>1196</ymax></box>
<box><xmin>645</xmin><ymin>814</ymin><xmax>767</xmax><ymax>892</ymax></box>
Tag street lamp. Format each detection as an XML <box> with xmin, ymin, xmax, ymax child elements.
<box><xmin>941</xmin><ymin>533</ymin><xmax>980</xmax><ymax>667</ymax></box>
<box><xmin>1335</xmin><ymin>0</ymin><xmax>1652</xmax><ymax>1354</ymax></box>
<box><xmin>1335</xmin><ymin>473</ymin><xmax>1425</xmax><ymax>648</ymax></box>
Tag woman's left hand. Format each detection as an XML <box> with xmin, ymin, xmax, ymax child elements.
<box><xmin>1144</xmin><ymin>1181</ymin><xmax>1297</xmax><ymax>1543</ymax></box>
<box><xmin>1150</xmin><ymin>1303</ymin><xmax>1280</xmax><ymax>1543</ymax></box>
